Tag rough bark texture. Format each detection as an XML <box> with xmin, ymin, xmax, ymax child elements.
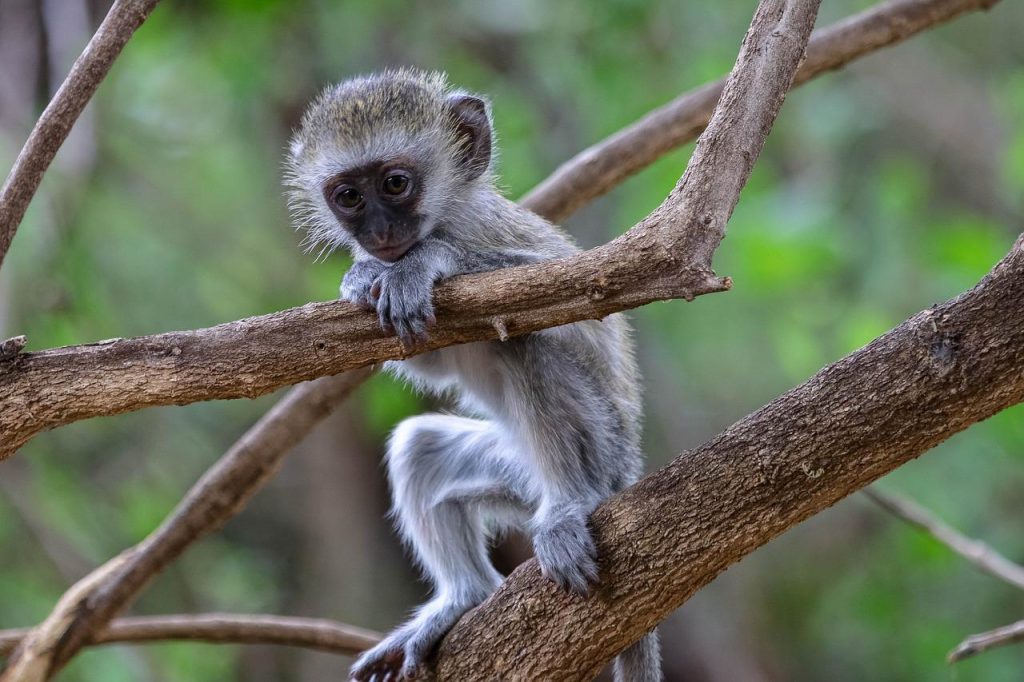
<box><xmin>520</xmin><ymin>0</ymin><xmax>1002</xmax><ymax>223</ymax></box>
<box><xmin>0</xmin><ymin>0</ymin><xmax>162</xmax><ymax>269</ymax></box>
<box><xmin>0</xmin><ymin>614</ymin><xmax>379</xmax><ymax>657</ymax></box>
<box><xmin>432</xmin><ymin>236</ymin><xmax>1024</xmax><ymax>681</ymax></box>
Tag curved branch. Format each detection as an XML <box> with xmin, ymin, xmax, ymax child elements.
<box><xmin>0</xmin><ymin>613</ymin><xmax>379</xmax><ymax>658</ymax></box>
<box><xmin>520</xmin><ymin>0</ymin><xmax>1002</xmax><ymax>222</ymax></box>
<box><xmin>0</xmin><ymin>0</ymin><xmax>162</xmax><ymax>269</ymax></box>
<box><xmin>0</xmin><ymin>369</ymin><xmax>373</xmax><ymax>680</ymax></box>
<box><xmin>864</xmin><ymin>487</ymin><xmax>1024</xmax><ymax>591</ymax></box>
<box><xmin>432</xmin><ymin>236</ymin><xmax>1024</xmax><ymax>680</ymax></box>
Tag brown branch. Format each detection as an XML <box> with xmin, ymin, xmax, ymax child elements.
<box><xmin>949</xmin><ymin>619</ymin><xmax>1024</xmax><ymax>663</ymax></box>
<box><xmin>0</xmin><ymin>613</ymin><xmax>380</xmax><ymax>658</ymax></box>
<box><xmin>520</xmin><ymin>0</ymin><xmax>1003</xmax><ymax>223</ymax></box>
<box><xmin>0</xmin><ymin>369</ymin><xmax>373</xmax><ymax>681</ymax></box>
<box><xmin>0</xmin><ymin>0</ymin><xmax>162</xmax><ymax>270</ymax></box>
<box><xmin>864</xmin><ymin>487</ymin><xmax>1024</xmax><ymax>591</ymax></box>
<box><xmin>430</xmin><ymin>234</ymin><xmax>1024</xmax><ymax>679</ymax></box>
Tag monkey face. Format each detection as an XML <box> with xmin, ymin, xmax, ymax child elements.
<box><xmin>322</xmin><ymin>158</ymin><xmax>425</xmax><ymax>262</ymax></box>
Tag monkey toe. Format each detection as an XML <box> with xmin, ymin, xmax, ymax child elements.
<box><xmin>350</xmin><ymin>642</ymin><xmax>405</xmax><ymax>682</ymax></box>
<box><xmin>533</xmin><ymin>511</ymin><xmax>601</xmax><ymax>596</ymax></box>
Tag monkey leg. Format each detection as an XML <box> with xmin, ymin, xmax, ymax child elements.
<box><xmin>350</xmin><ymin>414</ymin><xmax>531</xmax><ymax>681</ymax></box>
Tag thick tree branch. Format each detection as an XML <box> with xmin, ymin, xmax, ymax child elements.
<box><xmin>521</xmin><ymin>0</ymin><xmax>1002</xmax><ymax>223</ymax></box>
<box><xmin>0</xmin><ymin>0</ymin><xmax>162</xmax><ymax>270</ymax></box>
<box><xmin>949</xmin><ymin>620</ymin><xmax>1024</xmax><ymax>663</ymax></box>
<box><xmin>0</xmin><ymin>613</ymin><xmax>379</xmax><ymax>658</ymax></box>
<box><xmin>0</xmin><ymin>369</ymin><xmax>373</xmax><ymax>681</ymax></box>
<box><xmin>431</xmin><ymin>236</ymin><xmax>1024</xmax><ymax>680</ymax></box>
<box><xmin>864</xmin><ymin>487</ymin><xmax>1024</xmax><ymax>591</ymax></box>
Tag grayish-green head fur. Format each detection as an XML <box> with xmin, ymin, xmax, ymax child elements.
<box><xmin>285</xmin><ymin>69</ymin><xmax>495</xmax><ymax>260</ymax></box>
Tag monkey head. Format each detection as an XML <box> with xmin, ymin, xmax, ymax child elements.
<box><xmin>287</xmin><ymin>70</ymin><xmax>493</xmax><ymax>262</ymax></box>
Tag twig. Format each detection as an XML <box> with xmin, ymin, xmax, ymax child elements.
<box><xmin>864</xmin><ymin>487</ymin><xmax>1024</xmax><ymax>591</ymax></box>
<box><xmin>0</xmin><ymin>370</ymin><xmax>373</xmax><ymax>681</ymax></box>
<box><xmin>521</xmin><ymin>0</ymin><xmax>1003</xmax><ymax>223</ymax></box>
<box><xmin>0</xmin><ymin>613</ymin><xmax>380</xmax><ymax>658</ymax></box>
<box><xmin>0</xmin><ymin>0</ymin><xmax>162</xmax><ymax>270</ymax></box>
<box><xmin>948</xmin><ymin>619</ymin><xmax>1024</xmax><ymax>663</ymax></box>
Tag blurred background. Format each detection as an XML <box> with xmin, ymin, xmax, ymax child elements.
<box><xmin>1</xmin><ymin>0</ymin><xmax>1022</xmax><ymax>680</ymax></box>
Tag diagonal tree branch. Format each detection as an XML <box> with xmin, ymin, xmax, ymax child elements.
<box><xmin>864</xmin><ymin>487</ymin><xmax>1024</xmax><ymax>591</ymax></box>
<box><xmin>0</xmin><ymin>613</ymin><xmax>380</xmax><ymax>658</ymax></box>
<box><xmin>0</xmin><ymin>0</ymin><xmax>1003</xmax><ymax>461</ymax></box>
<box><xmin>949</xmin><ymin>619</ymin><xmax>1024</xmax><ymax>663</ymax></box>
<box><xmin>0</xmin><ymin>369</ymin><xmax>373</xmax><ymax>681</ymax></box>
<box><xmin>0</xmin><ymin>0</ymin><xmax>162</xmax><ymax>270</ymax></box>
<box><xmin>432</xmin><ymin>235</ymin><xmax>1024</xmax><ymax>680</ymax></box>
<box><xmin>521</xmin><ymin>0</ymin><xmax>1002</xmax><ymax>222</ymax></box>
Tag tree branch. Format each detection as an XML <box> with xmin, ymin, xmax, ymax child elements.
<box><xmin>520</xmin><ymin>0</ymin><xmax>1002</xmax><ymax>222</ymax></box>
<box><xmin>0</xmin><ymin>369</ymin><xmax>373</xmax><ymax>681</ymax></box>
<box><xmin>949</xmin><ymin>619</ymin><xmax>1024</xmax><ymax>663</ymax></box>
<box><xmin>0</xmin><ymin>0</ymin><xmax>162</xmax><ymax>270</ymax></box>
<box><xmin>0</xmin><ymin>613</ymin><xmax>380</xmax><ymax>658</ymax></box>
<box><xmin>864</xmin><ymin>487</ymin><xmax>1024</xmax><ymax>591</ymax></box>
<box><xmin>431</xmin><ymin>234</ymin><xmax>1024</xmax><ymax>680</ymax></box>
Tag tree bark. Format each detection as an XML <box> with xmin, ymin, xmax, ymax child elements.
<box><xmin>432</xmin><ymin>236</ymin><xmax>1024</xmax><ymax>681</ymax></box>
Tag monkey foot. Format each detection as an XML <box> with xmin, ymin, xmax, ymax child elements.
<box><xmin>349</xmin><ymin>599</ymin><xmax>470</xmax><ymax>681</ymax></box>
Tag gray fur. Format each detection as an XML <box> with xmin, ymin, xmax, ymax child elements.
<box><xmin>287</xmin><ymin>69</ymin><xmax>660</xmax><ymax>682</ymax></box>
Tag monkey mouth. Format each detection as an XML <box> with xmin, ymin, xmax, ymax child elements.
<box><xmin>370</xmin><ymin>239</ymin><xmax>416</xmax><ymax>263</ymax></box>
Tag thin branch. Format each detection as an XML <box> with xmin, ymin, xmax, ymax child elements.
<box><xmin>0</xmin><ymin>0</ymin><xmax>162</xmax><ymax>270</ymax></box>
<box><xmin>0</xmin><ymin>613</ymin><xmax>380</xmax><ymax>658</ymax></box>
<box><xmin>0</xmin><ymin>370</ymin><xmax>373</xmax><ymax>681</ymax></box>
<box><xmin>520</xmin><ymin>0</ymin><xmax>1003</xmax><ymax>223</ymax></box>
<box><xmin>864</xmin><ymin>487</ymin><xmax>1024</xmax><ymax>591</ymax></box>
<box><xmin>949</xmin><ymin>619</ymin><xmax>1024</xmax><ymax>663</ymax></box>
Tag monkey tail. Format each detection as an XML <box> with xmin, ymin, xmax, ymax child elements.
<box><xmin>613</xmin><ymin>629</ymin><xmax>662</xmax><ymax>682</ymax></box>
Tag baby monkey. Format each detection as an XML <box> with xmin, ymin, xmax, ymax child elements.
<box><xmin>287</xmin><ymin>70</ymin><xmax>660</xmax><ymax>682</ymax></box>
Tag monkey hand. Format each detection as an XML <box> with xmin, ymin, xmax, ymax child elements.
<box><xmin>370</xmin><ymin>260</ymin><xmax>437</xmax><ymax>348</ymax></box>
<box><xmin>340</xmin><ymin>259</ymin><xmax>388</xmax><ymax>311</ymax></box>
<box><xmin>533</xmin><ymin>507</ymin><xmax>600</xmax><ymax>596</ymax></box>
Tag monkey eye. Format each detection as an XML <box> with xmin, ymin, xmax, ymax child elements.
<box><xmin>332</xmin><ymin>186</ymin><xmax>363</xmax><ymax>210</ymax></box>
<box><xmin>381</xmin><ymin>172</ymin><xmax>411</xmax><ymax>196</ymax></box>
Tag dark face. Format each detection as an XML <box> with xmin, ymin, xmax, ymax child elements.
<box><xmin>323</xmin><ymin>158</ymin><xmax>424</xmax><ymax>262</ymax></box>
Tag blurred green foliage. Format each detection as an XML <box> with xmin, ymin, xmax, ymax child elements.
<box><xmin>1</xmin><ymin>0</ymin><xmax>1022</xmax><ymax>680</ymax></box>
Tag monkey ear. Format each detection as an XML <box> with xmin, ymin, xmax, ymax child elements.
<box><xmin>445</xmin><ymin>94</ymin><xmax>492</xmax><ymax>180</ymax></box>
